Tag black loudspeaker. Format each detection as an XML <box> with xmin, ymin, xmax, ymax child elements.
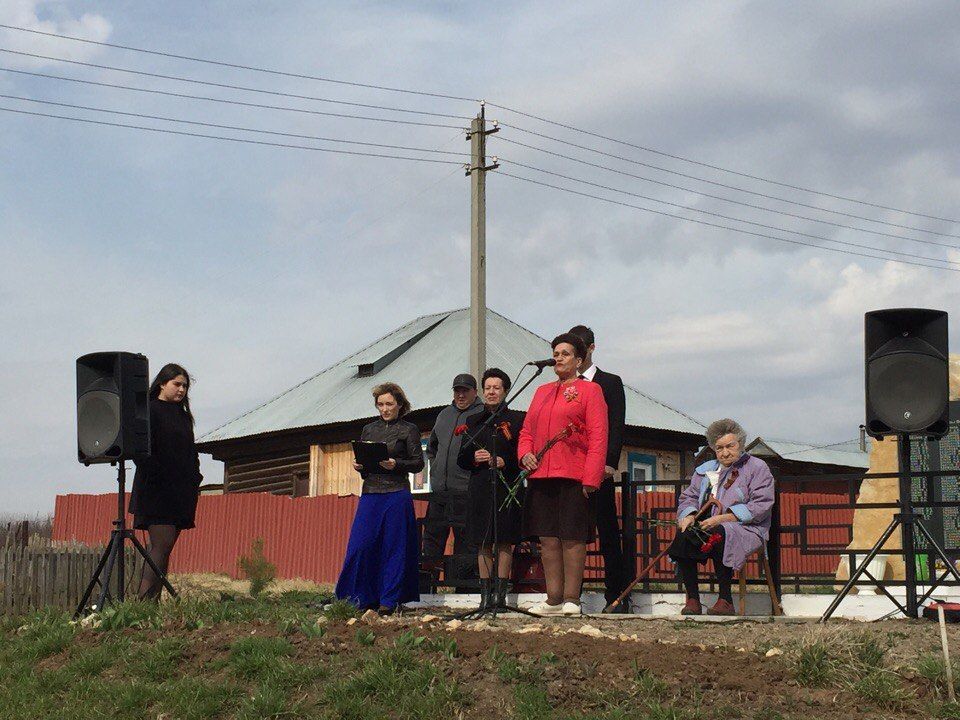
<box><xmin>865</xmin><ymin>308</ymin><xmax>949</xmax><ymax>438</ymax></box>
<box><xmin>77</xmin><ymin>352</ymin><xmax>151</xmax><ymax>464</ymax></box>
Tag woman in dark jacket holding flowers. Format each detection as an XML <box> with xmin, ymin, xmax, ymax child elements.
<box><xmin>518</xmin><ymin>333</ymin><xmax>608</xmax><ymax>616</ymax></box>
<box><xmin>457</xmin><ymin>368</ymin><xmax>524</xmax><ymax>609</ymax></box>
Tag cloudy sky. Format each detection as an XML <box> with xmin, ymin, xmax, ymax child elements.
<box><xmin>2</xmin><ymin>1</ymin><xmax>958</xmax><ymax>514</ymax></box>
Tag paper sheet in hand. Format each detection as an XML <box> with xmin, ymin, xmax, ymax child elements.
<box><xmin>352</xmin><ymin>440</ymin><xmax>389</xmax><ymax>467</ymax></box>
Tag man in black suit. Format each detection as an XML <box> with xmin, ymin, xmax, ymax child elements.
<box><xmin>568</xmin><ymin>325</ymin><xmax>630</xmax><ymax>611</ymax></box>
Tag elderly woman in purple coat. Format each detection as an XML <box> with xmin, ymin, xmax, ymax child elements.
<box><xmin>668</xmin><ymin>418</ymin><xmax>775</xmax><ymax>616</ymax></box>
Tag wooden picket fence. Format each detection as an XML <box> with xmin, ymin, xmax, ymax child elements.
<box><xmin>1</xmin><ymin>531</ymin><xmax>144</xmax><ymax>615</ymax></box>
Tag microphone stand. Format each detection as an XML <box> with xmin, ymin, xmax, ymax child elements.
<box><xmin>453</xmin><ymin>364</ymin><xmax>547</xmax><ymax>620</ymax></box>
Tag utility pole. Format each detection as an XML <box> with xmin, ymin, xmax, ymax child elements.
<box><xmin>467</xmin><ymin>102</ymin><xmax>499</xmax><ymax>381</ymax></box>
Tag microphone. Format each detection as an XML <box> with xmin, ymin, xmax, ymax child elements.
<box><xmin>527</xmin><ymin>358</ymin><xmax>557</xmax><ymax>369</ymax></box>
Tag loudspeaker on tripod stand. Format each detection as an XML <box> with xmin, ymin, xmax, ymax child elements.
<box><xmin>822</xmin><ymin>308</ymin><xmax>955</xmax><ymax>621</ymax></box>
<box><xmin>77</xmin><ymin>352</ymin><xmax>150</xmax><ymax>464</ymax></box>
<box><xmin>74</xmin><ymin>352</ymin><xmax>178</xmax><ymax>616</ymax></box>
<box><xmin>865</xmin><ymin>308</ymin><xmax>949</xmax><ymax>439</ymax></box>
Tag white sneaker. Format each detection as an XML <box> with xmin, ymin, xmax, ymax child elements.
<box><xmin>561</xmin><ymin>601</ymin><xmax>582</xmax><ymax>616</ymax></box>
<box><xmin>531</xmin><ymin>601</ymin><xmax>564</xmax><ymax>616</ymax></box>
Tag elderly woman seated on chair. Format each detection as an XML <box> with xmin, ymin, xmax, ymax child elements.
<box><xmin>668</xmin><ymin>418</ymin><xmax>775</xmax><ymax>616</ymax></box>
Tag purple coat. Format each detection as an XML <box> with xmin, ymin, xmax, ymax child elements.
<box><xmin>676</xmin><ymin>453</ymin><xmax>775</xmax><ymax>570</ymax></box>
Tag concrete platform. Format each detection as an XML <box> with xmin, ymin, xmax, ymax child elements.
<box><xmin>411</xmin><ymin>587</ymin><xmax>960</xmax><ymax>621</ymax></box>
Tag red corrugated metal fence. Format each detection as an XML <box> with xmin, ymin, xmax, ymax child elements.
<box><xmin>53</xmin><ymin>490</ymin><xmax>854</xmax><ymax>585</ymax></box>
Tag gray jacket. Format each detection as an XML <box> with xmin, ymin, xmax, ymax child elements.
<box><xmin>426</xmin><ymin>398</ymin><xmax>483</xmax><ymax>492</ymax></box>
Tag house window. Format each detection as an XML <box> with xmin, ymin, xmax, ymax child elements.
<box><xmin>627</xmin><ymin>452</ymin><xmax>658</xmax><ymax>491</ymax></box>
<box><xmin>409</xmin><ymin>438</ymin><xmax>431</xmax><ymax>494</ymax></box>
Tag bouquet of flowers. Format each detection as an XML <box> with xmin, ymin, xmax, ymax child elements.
<box><xmin>455</xmin><ymin>421</ymin><xmax>511</xmax><ymax>489</ymax></box>
<box><xmin>500</xmin><ymin>421</ymin><xmax>583</xmax><ymax>510</ymax></box>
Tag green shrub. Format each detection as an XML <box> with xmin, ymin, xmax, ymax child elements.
<box><xmin>237</xmin><ymin>538</ymin><xmax>276</xmax><ymax>598</ymax></box>
<box><xmin>795</xmin><ymin>640</ymin><xmax>835</xmax><ymax>687</ymax></box>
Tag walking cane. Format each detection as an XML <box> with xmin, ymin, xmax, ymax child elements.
<box><xmin>602</xmin><ymin>497</ymin><xmax>722</xmax><ymax>613</ymax></box>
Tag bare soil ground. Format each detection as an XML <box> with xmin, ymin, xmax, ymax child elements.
<box><xmin>6</xmin><ymin>578</ymin><xmax>960</xmax><ymax>719</ymax></box>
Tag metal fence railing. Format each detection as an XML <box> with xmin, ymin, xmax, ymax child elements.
<box><xmin>425</xmin><ymin>467</ymin><xmax>960</xmax><ymax>600</ymax></box>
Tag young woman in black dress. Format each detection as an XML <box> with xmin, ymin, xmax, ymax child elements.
<box><xmin>129</xmin><ymin>363</ymin><xmax>203</xmax><ymax>600</ymax></box>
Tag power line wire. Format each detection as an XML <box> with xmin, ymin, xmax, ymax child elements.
<box><xmin>0</xmin><ymin>48</ymin><xmax>468</xmax><ymax>128</ymax></box>
<box><xmin>0</xmin><ymin>66</ymin><xmax>468</xmax><ymax>129</ymax></box>
<box><xmin>0</xmin><ymin>94</ymin><xmax>470</xmax><ymax>157</ymax></box>
<box><xmin>3</xmin><ymin>22</ymin><xmax>951</xmax><ymax>228</ymax></box>
<box><xmin>0</xmin><ymin>106</ymin><xmax>465</xmax><ymax>164</ymax></box>
<box><xmin>779</xmin><ymin>439</ymin><xmax>866</xmax><ymax>457</ymax></box>
<box><xmin>501</xmin><ymin>158</ymin><xmax>960</xmax><ymax>266</ymax></box>
<box><xmin>489</xmin><ymin>104</ymin><xmax>960</xmax><ymax>225</ymax></box>
<box><xmin>0</xmin><ymin>23</ymin><xmax>479</xmax><ymax>103</ymax></box>
<box><xmin>495</xmin><ymin>122</ymin><xmax>960</xmax><ymax>238</ymax></box>
<box><xmin>493</xmin><ymin>134</ymin><xmax>960</xmax><ymax>251</ymax></box>
<box><xmin>497</xmin><ymin>171</ymin><xmax>960</xmax><ymax>273</ymax></box>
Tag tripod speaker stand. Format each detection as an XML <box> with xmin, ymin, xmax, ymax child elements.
<box><xmin>820</xmin><ymin>433</ymin><xmax>960</xmax><ymax>621</ymax></box>
<box><xmin>74</xmin><ymin>462</ymin><xmax>177</xmax><ymax>617</ymax></box>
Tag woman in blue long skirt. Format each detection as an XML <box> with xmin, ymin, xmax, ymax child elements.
<box><xmin>335</xmin><ymin>382</ymin><xmax>423</xmax><ymax>614</ymax></box>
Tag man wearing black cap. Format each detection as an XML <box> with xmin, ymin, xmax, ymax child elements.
<box><xmin>422</xmin><ymin>373</ymin><xmax>483</xmax><ymax>588</ymax></box>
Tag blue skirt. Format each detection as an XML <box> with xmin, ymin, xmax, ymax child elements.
<box><xmin>335</xmin><ymin>489</ymin><xmax>420</xmax><ymax>609</ymax></box>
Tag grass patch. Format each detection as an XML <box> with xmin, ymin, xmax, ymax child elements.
<box><xmin>95</xmin><ymin>601</ymin><xmax>162</xmax><ymax>631</ymax></box>
<box><xmin>355</xmin><ymin>628</ymin><xmax>376</xmax><ymax>646</ymax></box>
<box><xmin>790</xmin><ymin>627</ymin><xmax>917</xmax><ymax>710</ymax></box>
<box><xmin>794</xmin><ymin>639</ymin><xmax>835</xmax><ymax>687</ymax></box>
<box><xmin>325</xmin><ymin>644</ymin><xmax>468</xmax><ymax>719</ymax></box>
<box><xmin>324</xmin><ymin>598</ymin><xmax>361</xmax><ymax>621</ymax></box>
<box><xmin>930</xmin><ymin>700</ymin><xmax>960</xmax><ymax>719</ymax></box>
<box><xmin>15</xmin><ymin>612</ymin><xmax>76</xmax><ymax>662</ymax></box>
<box><xmin>154</xmin><ymin>676</ymin><xmax>237</xmax><ymax>720</ymax></box>
<box><xmin>852</xmin><ymin>669</ymin><xmax>913</xmax><ymax>710</ymax></box>
<box><xmin>513</xmin><ymin>681</ymin><xmax>552</xmax><ymax>719</ymax></box>
<box><xmin>917</xmin><ymin>653</ymin><xmax>960</xmax><ymax>699</ymax></box>
<box><xmin>133</xmin><ymin>636</ymin><xmax>188</xmax><ymax>680</ymax></box>
<box><xmin>228</xmin><ymin>636</ymin><xmax>294</xmax><ymax>679</ymax></box>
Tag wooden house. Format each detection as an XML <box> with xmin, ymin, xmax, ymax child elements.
<box><xmin>197</xmin><ymin>308</ymin><xmax>707</xmax><ymax>495</ymax></box>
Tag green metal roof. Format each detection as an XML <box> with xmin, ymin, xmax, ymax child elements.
<box><xmin>199</xmin><ymin>308</ymin><xmax>705</xmax><ymax>443</ymax></box>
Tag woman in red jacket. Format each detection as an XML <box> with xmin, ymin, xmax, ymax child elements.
<box><xmin>518</xmin><ymin>333</ymin><xmax>608</xmax><ymax>616</ymax></box>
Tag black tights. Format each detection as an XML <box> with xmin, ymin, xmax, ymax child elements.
<box><xmin>138</xmin><ymin>524</ymin><xmax>180</xmax><ymax>601</ymax></box>
<box><xmin>676</xmin><ymin>528</ymin><xmax>733</xmax><ymax>603</ymax></box>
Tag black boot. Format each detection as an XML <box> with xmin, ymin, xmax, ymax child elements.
<box><xmin>493</xmin><ymin>578</ymin><xmax>510</xmax><ymax>608</ymax></box>
<box><xmin>478</xmin><ymin>579</ymin><xmax>492</xmax><ymax>609</ymax></box>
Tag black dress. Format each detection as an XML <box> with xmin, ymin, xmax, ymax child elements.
<box><xmin>456</xmin><ymin>406</ymin><xmax>525</xmax><ymax>545</ymax></box>
<box><xmin>130</xmin><ymin>398</ymin><xmax>203</xmax><ymax>530</ymax></box>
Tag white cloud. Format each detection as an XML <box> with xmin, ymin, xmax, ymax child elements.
<box><xmin>2</xmin><ymin>1</ymin><xmax>960</xmax><ymax>515</ymax></box>
<box><xmin>0</xmin><ymin>1</ymin><xmax>111</xmax><ymax>68</ymax></box>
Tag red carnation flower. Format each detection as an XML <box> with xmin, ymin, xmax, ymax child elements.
<box><xmin>700</xmin><ymin>532</ymin><xmax>722</xmax><ymax>553</ymax></box>
<box><xmin>454</xmin><ymin>424</ymin><xmax>469</xmax><ymax>436</ymax></box>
